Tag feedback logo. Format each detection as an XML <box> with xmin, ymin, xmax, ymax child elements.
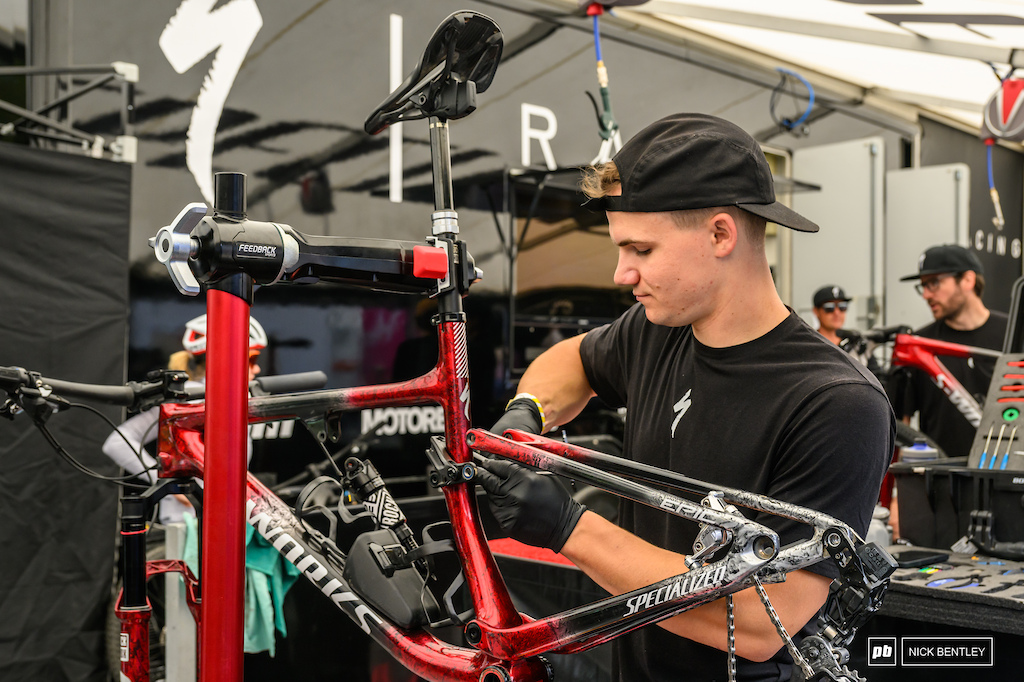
<box><xmin>868</xmin><ymin>636</ymin><xmax>993</xmax><ymax>667</ymax></box>
<box><xmin>867</xmin><ymin>637</ymin><xmax>896</xmax><ymax>667</ymax></box>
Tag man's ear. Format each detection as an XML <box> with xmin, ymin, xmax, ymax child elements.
<box><xmin>960</xmin><ymin>270</ymin><xmax>977</xmax><ymax>291</ymax></box>
<box><xmin>709</xmin><ymin>211</ymin><xmax>739</xmax><ymax>257</ymax></box>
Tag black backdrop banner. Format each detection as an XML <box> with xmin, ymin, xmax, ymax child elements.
<box><xmin>0</xmin><ymin>142</ymin><xmax>131</xmax><ymax>682</ymax></box>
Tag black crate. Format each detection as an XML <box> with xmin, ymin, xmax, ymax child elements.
<box><xmin>890</xmin><ymin>457</ymin><xmax>967</xmax><ymax>549</ymax></box>
<box><xmin>951</xmin><ymin>468</ymin><xmax>1024</xmax><ymax>556</ymax></box>
<box><xmin>892</xmin><ymin>457</ymin><xmax>1024</xmax><ymax>554</ymax></box>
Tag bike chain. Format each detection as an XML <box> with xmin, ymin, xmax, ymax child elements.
<box><xmin>726</xmin><ymin>595</ymin><xmax>736</xmax><ymax>682</ymax></box>
<box><xmin>752</xmin><ymin>575</ymin><xmax>815</xmax><ymax>680</ymax></box>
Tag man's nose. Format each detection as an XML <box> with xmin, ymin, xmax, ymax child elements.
<box><xmin>613</xmin><ymin>257</ymin><xmax>638</xmax><ymax>286</ymax></box>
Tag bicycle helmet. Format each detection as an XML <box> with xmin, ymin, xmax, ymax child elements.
<box><xmin>182</xmin><ymin>314</ymin><xmax>268</xmax><ymax>356</ymax></box>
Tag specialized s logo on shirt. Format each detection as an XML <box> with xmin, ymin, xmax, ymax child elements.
<box><xmin>671</xmin><ymin>388</ymin><xmax>692</xmax><ymax>437</ymax></box>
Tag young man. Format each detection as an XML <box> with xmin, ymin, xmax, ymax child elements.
<box><xmin>476</xmin><ymin>113</ymin><xmax>894</xmax><ymax>681</ymax></box>
<box><xmin>812</xmin><ymin>285</ymin><xmax>852</xmax><ymax>345</ymax></box>
<box><xmin>898</xmin><ymin>244</ymin><xmax>1008</xmax><ymax>458</ymax></box>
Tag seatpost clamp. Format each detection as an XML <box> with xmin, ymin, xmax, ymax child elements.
<box><xmin>431</xmin><ymin>210</ymin><xmax>460</xmax><ymax>236</ymax></box>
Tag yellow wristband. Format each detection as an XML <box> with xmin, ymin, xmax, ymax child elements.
<box><xmin>507</xmin><ymin>392</ymin><xmax>547</xmax><ymax>433</ymax></box>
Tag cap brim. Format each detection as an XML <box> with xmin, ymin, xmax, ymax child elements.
<box><xmin>738</xmin><ymin>201</ymin><xmax>819</xmax><ymax>233</ymax></box>
<box><xmin>899</xmin><ymin>267</ymin><xmax>957</xmax><ymax>282</ymax></box>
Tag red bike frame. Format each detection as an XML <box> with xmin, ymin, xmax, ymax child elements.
<box><xmin>143</xmin><ymin>317</ymin><xmax>882</xmax><ymax>682</ymax></box>
<box><xmin>155</xmin><ymin>319</ymin><xmax>552</xmax><ymax>681</ymax></box>
<box><xmin>891</xmin><ymin>332</ymin><xmax>1001</xmax><ymax>429</ymax></box>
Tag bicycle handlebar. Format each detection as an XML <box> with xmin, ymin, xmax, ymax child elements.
<box><xmin>0</xmin><ymin>365</ymin><xmax>328</xmax><ymax>412</ymax></box>
<box><xmin>861</xmin><ymin>325</ymin><xmax>913</xmax><ymax>343</ymax></box>
<box><xmin>0</xmin><ymin>366</ymin><xmax>159</xmax><ymax>406</ymax></box>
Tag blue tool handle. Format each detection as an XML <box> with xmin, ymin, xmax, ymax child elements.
<box><xmin>979</xmin><ymin>453</ymin><xmax>988</xmax><ymax>469</ymax></box>
<box><xmin>1000</xmin><ymin>453</ymin><xmax>1009</xmax><ymax>470</ymax></box>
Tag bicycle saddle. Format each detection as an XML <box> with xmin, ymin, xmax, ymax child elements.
<box><xmin>364</xmin><ymin>10</ymin><xmax>503</xmax><ymax>134</ymax></box>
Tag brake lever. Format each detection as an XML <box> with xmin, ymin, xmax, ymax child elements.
<box><xmin>130</xmin><ymin>370</ymin><xmax>191</xmax><ymax>412</ymax></box>
<box><xmin>18</xmin><ymin>380</ymin><xmax>71</xmax><ymax>423</ymax></box>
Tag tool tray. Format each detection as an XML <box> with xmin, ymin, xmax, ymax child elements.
<box><xmin>968</xmin><ymin>353</ymin><xmax>1024</xmax><ymax>470</ymax></box>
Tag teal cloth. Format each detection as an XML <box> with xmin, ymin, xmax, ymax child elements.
<box><xmin>182</xmin><ymin>513</ymin><xmax>301</xmax><ymax>656</ymax></box>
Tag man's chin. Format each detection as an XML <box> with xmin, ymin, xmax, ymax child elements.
<box><xmin>643</xmin><ymin>305</ymin><xmax>686</xmax><ymax>328</ymax></box>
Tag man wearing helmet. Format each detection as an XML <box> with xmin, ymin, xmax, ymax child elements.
<box><xmin>102</xmin><ymin>314</ymin><xmax>267</xmax><ymax>522</ymax></box>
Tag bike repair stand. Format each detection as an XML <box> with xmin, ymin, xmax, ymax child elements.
<box><xmin>200</xmin><ymin>172</ymin><xmax>253</xmax><ymax>682</ymax></box>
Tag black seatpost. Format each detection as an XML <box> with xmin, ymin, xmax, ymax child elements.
<box><xmin>430</xmin><ymin>117</ymin><xmax>454</xmax><ymax>212</ymax></box>
<box><xmin>428</xmin><ymin>116</ymin><xmax>464</xmax><ymax>317</ymax></box>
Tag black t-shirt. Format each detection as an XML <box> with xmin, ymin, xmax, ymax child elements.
<box><xmin>579</xmin><ymin>305</ymin><xmax>895</xmax><ymax>682</ymax></box>
<box><xmin>898</xmin><ymin>311</ymin><xmax>1008</xmax><ymax>458</ymax></box>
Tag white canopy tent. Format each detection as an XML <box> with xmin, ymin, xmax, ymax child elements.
<box><xmin>615</xmin><ymin>0</ymin><xmax>1024</xmax><ymax>132</ymax></box>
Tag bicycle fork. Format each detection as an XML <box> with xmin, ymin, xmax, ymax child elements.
<box><xmin>115</xmin><ymin>489</ymin><xmax>203</xmax><ymax>682</ymax></box>
<box><xmin>115</xmin><ymin>495</ymin><xmax>152</xmax><ymax>682</ymax></box>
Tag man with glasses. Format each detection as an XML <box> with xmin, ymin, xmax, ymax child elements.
<box><xmin>811</xmin><ymin>285</ymin><xmax>851</xmax><ymax>345</ymax></box>
<box><xmin>898</xmin><ymin>244</ymin><xmax>1008</xmax><ymax>458</ymax></box>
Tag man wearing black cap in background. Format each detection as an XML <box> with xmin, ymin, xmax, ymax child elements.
<box><xmin>812</xmin><ymin>285</ymin><xmax>853</xmax><ymax>345</ymax></box>
<box><xmin>476</xmin><ymin>113</ymin><xmax>894</xmax><ymax>681</ymax></box>
<box><xmin>898</xmin><ymin>244</ymin><xmax>1008</xmax><ymax>459</ymax></box>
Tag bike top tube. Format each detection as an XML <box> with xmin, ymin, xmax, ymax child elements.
<box><xmin>893</xmin><ymin>332</ymin><xmax>1003</xmax><ymax>363</ymax></box>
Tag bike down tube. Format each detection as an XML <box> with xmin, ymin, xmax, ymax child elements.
<box><xmin>156</xmin><ymin>411</ymin><xmax>533</xmax><ymax>682</ymax></box>
<box><xmin>240</xmin><ymin>469</ymin><xmax>550</xmax><ymax>681</ymax></box>
<box><xmin>892</xmin><ymin>333</ymin><xmax>984</xmax><ymax>427</ymax></box>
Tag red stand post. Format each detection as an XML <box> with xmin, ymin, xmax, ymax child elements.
<box><xmin>199</xmin><ymin>171</ymin><xmax>253</xmax><ymax>682</ymax></box>
<box><xmin>200</xmin><ymin>283</ymin><xmax>250</xmax><ymax>682</ymax></box>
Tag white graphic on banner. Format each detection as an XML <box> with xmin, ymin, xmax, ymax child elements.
<box><xmin>160</xmin><ymin>0</ymin><xmax>263</xmax><ymax>204</ymax></box>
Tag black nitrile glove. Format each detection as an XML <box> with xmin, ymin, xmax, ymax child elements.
<box><xmin>475</xmin><ymin>458</ymin><xmax>586</xmax><ymax>552</ymax></box>
<box><xmin>490</xmin><ymin>395</ymin><xmax>544</xmax><ymax>436</ymax></box>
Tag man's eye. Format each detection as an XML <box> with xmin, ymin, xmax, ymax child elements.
<box><xmin>635</xmin><ymin>247</ymin><xmax>651</xmax><ymax>256</ymax></box>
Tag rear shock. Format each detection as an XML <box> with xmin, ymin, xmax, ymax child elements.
<box><xmin>343</xmin><ymin>458</ymin><xmax>419</xmax><ymax>555</ymax></box>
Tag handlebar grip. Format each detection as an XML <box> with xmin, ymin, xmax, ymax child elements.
<box><xmin>179</xmin><ymin>372</ymin><xmax>330</xmax><ymax>401</ymax></box>
<box><xmin>864</xmin><ymin>324</ymin><xmax>913</xmax><ymax>343</ymax></box>
<box><xmin>0</xmin><ymin>366</ymin><xmax>30</xmax><ymax>392</ymax></box>
<box><xmin>252</xmin><ymin>371</ymin><xmax>327</xmax><ymax>395</ymax></box>
<box><xmin>41</xmin><ymin>377</ymin><xmax>138</xmax><ymax>405</ymax></box>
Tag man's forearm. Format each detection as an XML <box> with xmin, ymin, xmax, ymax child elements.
<box><xmin>515</xmin><ymin>333</ymin><xmax>596</xmax><ymax>429</ymax></box>
<box><xmin>561</xmin><ymin>511</ymin><xmax>830</xmax><ymax>662</ymax></box>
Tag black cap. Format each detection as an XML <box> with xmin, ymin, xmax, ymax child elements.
<box><xmin>595</xmin><ymin>113</ymin><xmax>819</xmax><ymax>233</ymax></box>
<box><xmin>899</xmin><ymin>244</ymin><xmax>984</xmax><ymax>282</ymax></box>
<box><xmin>813</xmin><ymin>285</ymin><xmax>852</xmax><ymax>308</ymax></box>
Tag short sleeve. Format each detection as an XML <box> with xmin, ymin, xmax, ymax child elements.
<box><xmin>758</xmin><ymin>381</ymin><xmax>895</xmax><ymax>579</ymax></box>
<box><xmin>579</xmin><ymin>304</ymin><xmax>645</xmax><ymax>409</ymax></box>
